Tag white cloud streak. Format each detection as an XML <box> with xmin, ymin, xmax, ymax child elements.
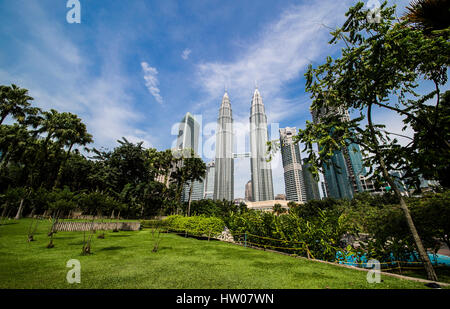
<box><xmin>181</xmin><ymin>48</ymin><xmax>192</xmax><ymax>60</ymax></box>
<box><xmin>141</xmin><ymin>62</ymin><xmax>164</xmax><ymax>105</ymax></box>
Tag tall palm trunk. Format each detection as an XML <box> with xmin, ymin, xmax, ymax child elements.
<box><xmin>367</xmin><ymin>103</ymin><xmax>438</xmax><ymax>282</ymax></box>
<box><xmin>14</xmin><ymin>198</ymin><xmax>25</xmax><ymax>220</ymax></box>
<box><xmin>54</xmin><ymin>143</ymin><xmax>74</xmax><ymax>189</ymax></box>
<box><xmin>187</xmin><ymin>182</ymin><xmax>193</xmax><ymax>217</ymax></box>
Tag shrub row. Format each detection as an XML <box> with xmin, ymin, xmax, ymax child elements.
<box><xmin>140</xmin><ymin>219</ymin><xmax>168</xmax><ymax>229</ymax></box>
<box><xmin>163</xmin><ymin>215</ymin><xmax>225</xmax><ymax>238</ymax></box>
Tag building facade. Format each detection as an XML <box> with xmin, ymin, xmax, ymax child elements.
<box><xmin>245</xmin><ymin>180</ymin><xmax>253</xmax><ymax>201</ymax></box>
<box><xmin>249</xmin><ymin>88</ymin><xmax>274</xmax><ymax>201</ymax></box>
<box><xmin>302</xmin><ymin>158</ymin><xmax>321</xmax><ymax>201</ymax></box>
<box><xmin>312</xmin><ymin>107</ymin><xmax>366</xmax><ymax>199</ymax></box>
<box><xmin>203</xmin><ymin>161</ymin><xmax>215</xmax><ymax>199</ymax></box>
<box><xmin>279</xmin><ymin>127</ymin><xmax>306</xmax><ymax>203</ymax></box>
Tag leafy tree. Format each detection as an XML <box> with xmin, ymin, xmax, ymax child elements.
<box><xmin>184</xmin><ymin>156</ymin><xmax>206</xmax><ymax>217</ymax></box>
<box><xmin>272</xmin><ymin>203</ymin><xmax>286</xmax><ymax>216</ymax></box>
<box><xmin>0</xmin><ymin>84</ymin><xmax>38</xmax><ymax>125</ymax></box>
<box><xmin>286</xmin><ymin>1</ymin><xmax>449</xmax><ymax>281</ymax></box>
<box><xmin>52</xmin><ymin>112</ymin><xmax>93</xmax><ymax>188</ymax></box>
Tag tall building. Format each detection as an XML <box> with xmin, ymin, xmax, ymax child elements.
<box><xmin>176</xmin><ymin>112</ymin><xmax>205</xmax><ymax>203</ymax></box>
<box><xmin>279</xmin><ymin>127</ymin><xmax>306</xmax><ymax>203</ymax></box>
<box><xmin>302</xmin><ymin>158</ymin><xmax>321</xmax><ymax>201</ymax></box>
<box><xmin>312</xmin><ymin>106</ymin><xmax>366</xmax><ymax>199</ymax></box>
<box><xmin>176</xmin><ymin>112</ymin><xmax>200</xmax><ymax>154</ymax></box>
<box><xmin>214</xmin><ymin>92</ymin><xmax>234</xmax><ymax>201</ymax></box>
<box><xmin>181</xmin><ymin>180</ymin><xmax>204</xmax><ymax>202</ymax></box>
<box><xmin>245</xmin><ymin>180</ymin><xmax>252</xmax><ymax>201</ymax></box>
<box><xmin>249</xmin><ymin>88</ymin><xmax>274</xmax><ymax>201</ymax></box>
<box><xmin>203</xmin><ymin>161</ymin><xmax>215</xmax><ymax>199</ymax></box>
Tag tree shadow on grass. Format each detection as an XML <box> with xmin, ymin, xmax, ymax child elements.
<box><xmin>98</xmin><ymin>246</ymin><xmax>126</xmax><ymax>251</ymax></box>
<box><xmin>0</xmin><ymin>221</ymin><xmax>19</xmax><ymax>226</ymax></box>
<box><xmin>108</xmin><ymin>234</ymin><xmax>132</xmax><ymax>238</ymax></box>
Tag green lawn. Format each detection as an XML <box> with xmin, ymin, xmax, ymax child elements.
<box><xmin>0</xmin><ymin>218</ymin><xmax>443</xmax><ymax>289</ymax></box>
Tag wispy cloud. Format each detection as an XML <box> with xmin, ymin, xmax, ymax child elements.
<box><xmin>181</xmin><ymin>48</ymin><xmax>192</xmax><ymax>60</ymax></box>
<box><xmin>141</xmin><ymin>62</ymin><xmax>163</xmax><ymax>105</ymax></box>
<box><xmin>195</xmin><ymin>0</ymin><xmax>353</xmax><ymax>122</ymax></box>
<box><xmin>0</xmin><ymin>1</ymin><xmax>157</xmax><ymax>149</ymax></box>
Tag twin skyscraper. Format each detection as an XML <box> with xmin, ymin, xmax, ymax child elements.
<box><xmin>214</xmin><ymin>88</ymin><xmax>274</xmax><ymax>202</ymax></box>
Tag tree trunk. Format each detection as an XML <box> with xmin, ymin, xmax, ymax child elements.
<box><xmin>1</xmin><ymin>203</ymin><xmax>8</xmax><ymax>218</ymax></box>
<box><xmin>187</xmin><ymin>182</ymin><xmax>193</xmax><ymax>217</ymax></box>
<box><xmin>367</xmin><ymin>103</ymin><xmax>438</xmax><ymax>282</ymax></box>
<box><xmin>0</xmin><ymin>113</ymin><xmax>7</xmax><ymax>125</ymax></box>
<box><xmin>54</xmin><ymin>143</ymin><xmax>74</xmax><ymax>189</ymax></box>
<box><xmin>110</xmin><ymin>209</ymin><xmax>115</xmax><ymax>219</ymax></box>
<box><xmin>14</xmin><ymin>198</ymin><xmax>25</xmax><ymax>220</ymax></box>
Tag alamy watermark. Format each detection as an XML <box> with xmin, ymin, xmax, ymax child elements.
<box><xmin>366</xmin><ymin>259</ymin><xmax>381</xmax><ymax>283</ymax></box>
<box><xmin>66</xmin><ymin>0</ymin><xmax>81</xmax><ymax>24</ymax></box>
<box><xmin>66</xmin><ymin>259</ymin><xmax>81</xmax><ymax>284</ymax></box>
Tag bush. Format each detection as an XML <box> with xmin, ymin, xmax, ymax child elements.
<box><xmin>141</xmin><ymin>219</ymin><xmax>167</xmax><ymax>229</ymax></box>
<box><xmin>227</xmin><ymin>209</ymin><xmax>345</xmax><ymax>261</ymax></box>
<box><xmin>163</xmin><ymin>215</ymin><xmax>225</xmax><ymax>238</ymax></box>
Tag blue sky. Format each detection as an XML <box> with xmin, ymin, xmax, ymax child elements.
<box><xmin>0</xmin><ymin>0</ymin><xmax>428</xmax><ymax>198</ymax></box>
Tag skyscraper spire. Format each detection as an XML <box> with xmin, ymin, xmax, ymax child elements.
<box><xmin>214</xmin><ymin>91</ymin><xmax>234</xmax><ymax>201</ymax></box>
<box><xmin>249</xmin><ymin>87</ymin><xmax>274</xmax><ymax>201</ymax></box>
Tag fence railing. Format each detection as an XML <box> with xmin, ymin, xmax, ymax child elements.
<box><xmin>52</xmin><ymin>221</ymin><xmax>140</xmax><ymax>232</ymax></box>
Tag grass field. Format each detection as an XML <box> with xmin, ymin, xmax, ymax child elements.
<box><xmin>0</xmin><ymin>218</ymin><xmax>444</xmax><ymax>289</ymax></box>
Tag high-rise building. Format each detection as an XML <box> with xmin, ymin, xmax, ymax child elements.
<box><xmin>279</xmin><ymin>127</ymin><xmax>306</xmax><ymax>203</ymax></box>
<box><xmin>181</xmin><ymin>180</ymin><xmax>204</xmax><ymax>202</ymax></box>
<box><xmin>176</xmin><ymin>112</ymin><xmax>205</xmax><ymax>203</ymax></box>
<box><xmin>214</xmin><ymin>92</ymin><xmax>234</xmax><ymax>201</ymax></box>
<box><xmin>249</xmin><ymin>88</ymin><xmax>274</xmax><ymax>201</ymax></box>
<box><xmin>302</xmin><ymin>158</ymin><xmax>321</xmax><ymax>201</ymax></box>
<box><xmin>275</xmin><ymin>194</ymin><xmax>287</xmax><ymax>200</ymax></box>
<box><xmin>245</xmin><ymin>180</ymin><xmax>252</xmax><ymax>201</ymax></box>
<box><xmin>312</xmin><ymin>106</ymin><xmax>366</xmax><ymax>199</ymax></box>
<box><xmin>176</xmin><ymin>112</ymin><xmax>200</xmax><ymax>154</ymax></box>
<box><xmin>203</xmin><ymin>161</ymin><xmax>215</xmax><ymax>199</ymax></box>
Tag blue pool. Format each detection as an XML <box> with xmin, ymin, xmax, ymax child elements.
<box><xmin>336</xmin><ymin>251</ymin><xmax>450</xmax><ymax>268</ymax></box>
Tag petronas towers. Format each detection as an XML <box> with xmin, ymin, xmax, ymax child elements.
<box><xmin>214</xmin><ymin>92</ymin><xmax>234</xmax><ymax>201</ymax></box>
<box><xmin>213</xmin><ymin>88</ymin><xmax>274</xmax><ymax>202</ymax></box>
<box><xmin>249</xmin><ymin>88</ymin><xmax>274</xmax><ymax>201</ymax></box>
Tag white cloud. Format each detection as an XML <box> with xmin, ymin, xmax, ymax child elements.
<box><xmin>195</xmin><ymin>0</ymin><xmax>354</xmax><ymax>120</ymax></box>
<box><xmin>141</xmin><ymin>62</ymin><xmax>163</xmax><ymax>105</ymax></box>
<box><xmin>0</xmin><ymin>1</ymin><xmax>158</xmax><ymax>150</ymax></box>
<box><xmin>181</xmin><ymin>48</ymin><xmax>192</xmax><ymax>60</ymax></box>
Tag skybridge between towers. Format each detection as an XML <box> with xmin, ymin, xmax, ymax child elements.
<box><xmin>232</xmin><ymin>152</ymin><xmax>251</xmax><ymax>159</ymax></box>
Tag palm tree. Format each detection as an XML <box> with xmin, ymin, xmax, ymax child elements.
<box><xmin>272</xmin><ymin>203</ymin><xmax>286</xmax><ymax>216</ymax></box>
<box><xmin>403</xmin><ymin>0</ymin><xmax>450</xmax><ymax>36</ymax></box>
<box><xmin>53</xmin><ymin>113</ymin><xmax>93</xmax><ymax>188</ymax></box>
<box><xmin>0</xmin><ymin>84</ymin><xmax>35</xmax><ymax>125</ymax></box>
<box><xmin>185</xmin><ymin>156</ymin><xmax>206</xmax><ymax>217</ymax></box>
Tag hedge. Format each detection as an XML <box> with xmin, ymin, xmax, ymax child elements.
<box><xmin>163</xmin><ymin>215</ymin><xmax>225</xmax><ymax>238</ymax></box>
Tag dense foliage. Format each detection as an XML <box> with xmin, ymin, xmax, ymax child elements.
<box><xmin>223</xmin><ymin>192</ymin><xmax>450</xmax><ymax>265</ymax></box>
<box><xmin>163</xmin><ymin>215</ymin><xmax>225</xmax><ymax>238</ymax></box>
<box><xmin>0</xmin><ymin>84</ymin><xmax>206</xmax><ymax>220</ymax></box>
